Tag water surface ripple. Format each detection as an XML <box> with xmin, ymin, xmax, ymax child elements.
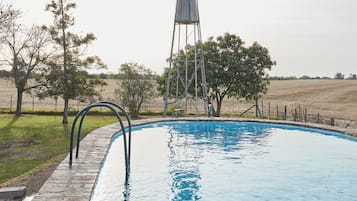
<box><xmin>91</xmin><ymin>121</ymin><xmax>357</xmax><ymax>201</ymax></box>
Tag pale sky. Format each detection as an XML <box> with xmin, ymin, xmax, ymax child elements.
<box><xmin>3</xmin><ymin>0</ymin><xmax>357</xmax><ymax>77</ymax></box>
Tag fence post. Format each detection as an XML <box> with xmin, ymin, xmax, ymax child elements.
<box><xmin>284</xmin><ymin>105</ymin><xmax>287</xmax><ymax>120</ymax></box>
<box><xmin>55</xmin><ymin>99</ymin><xmax>58</xmax><ymax>112</ymax></box>
<box><xmin>276</xmin><ymin>104</ymin><xmax>279</xmax><ymax>119</ymax></box>
<box><xmin>304</xmin><ymin>108</ymin><xmax>307</xmax><ymax>122</ymax></box>
<box><xmin>299</xmin><ymin>104</ymin><xmax>301</xmax><ymax>120</ymax></box>
<box><xmin>255</xmin><ymin>98</ymin><xmax>258</xmax><ymax>117</ymax></box>
<box><xmin>10</xmin><ymin>96</ymin><xmax>13</xmax><ymax>112</ymax></box>
<box><xmin>261</xmin><ymin>100</ymin><xmax>264</xmax><ymax>117</ymax></box>
<box><xmin>236</xmin><ymin>102</ymin><xmax>238</xmax><ymax>116</ymax></box>
<box><xmin>294</xmin><ymin>108</ymin><xmax>297</xmax><ymax>121</ymax></box>
<box><xmin>268</xmin><ymin>102</ymin><xmax>271</xmax><ymax>119</ymax></box>
<box><xmin>317</xmin><ymin>113</ymin><xmax>320</xmax><ymax>123</ymax></box>
<box><xmin>330</xmin><ymin>118</ymin><xmax>335</xmax><ymax>126</ymax></box>
<box><xmin>32</xmin><ymin>96</ymin><xmax>35</xmax><ymax>112</ymax></box>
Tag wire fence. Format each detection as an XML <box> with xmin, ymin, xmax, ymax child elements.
<box><xmin>0</xmin><ymin>95</ymin><xmax>99</xmax><ymax>113</ymax></box>
<box><xmin>237</xmin><ymin>100</ymin><xmax>356</xmax><ymax>129</ymax></box>
<box><xmin>140</xmin><ymin>98</ymin><xmax>357</xmax><ymax>129</ymax></box>
<box><xmin>0</xmin><ymin>94</ymin><xmax>356</xmax><ymax>130</ymax></box>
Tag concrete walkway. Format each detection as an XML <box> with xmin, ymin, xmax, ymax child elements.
<box><xmin>32</xmin><ymin>118</ymin><xmax>357</xmax><ymax>201</ymax></box>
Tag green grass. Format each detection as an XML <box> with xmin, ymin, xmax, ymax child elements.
<box><xmin>0</xmin><ymin>114</ymin><xmax>118</xmax><ymax>183</ymax></box>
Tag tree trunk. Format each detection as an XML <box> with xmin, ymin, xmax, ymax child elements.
<box><xmin>216</xmin><ymin>101</ymin><xmax>223</xmax><ymax>117</ymax></box>
<box><xmin>15</xmin><ymin>88</ymin><xmax>23</xmax><ymax>116</ymax></box>
<box><xmin>215</xmin><ymin>95</ymin><xmax>223</xmax><ymax>117</ymax></box>
<box><xmin>255</xmin><ymin>97</ymin><xmax>261</xmax><ymax>117</ymax></box>
<box><xmin>136</xmin><ymin>102</ymin><xmax>143</xmax><ymax>118</ymax></box>
<box><xmin>60</xmin><ymin>0</ymin><xmax>69</xmax><ymax>125</ymax></box>
<box><xmin>128</xmin><ymin>102</ymin><xmax>137</xmax><ymax>118</ymax></box>
<box><xmin>63</xmin><ymin>97</ymin><xmax>69</xmax><ymax>124</ymax></box>
<box><xmin>131</xmin><ymin>107</ymin><xmax>138</xmax><ymax>118</ymax></box>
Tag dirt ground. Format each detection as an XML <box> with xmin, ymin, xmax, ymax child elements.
<box><xmin>0</xmin><ymin>154</ymin><xmax>65</xmax><ymax>196</ymax></box>
<box><xmin>264</xmin><ymin>79</ymin><xmax>357</xmax><ymax>120</ymax></box>
<box><xmin>1</xmin><ymin>79</ymin><xmax>357</xmax><ymax>117</ymax></box>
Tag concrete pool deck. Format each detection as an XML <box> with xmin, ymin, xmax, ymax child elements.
<box><xmin>31</xmin><ymin>117</ymin><xmax>357</xmax><ymax>200</ymax></box>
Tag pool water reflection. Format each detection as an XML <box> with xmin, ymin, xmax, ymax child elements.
<box><xmin>91</xmin><ymin>121</ymin><xmax>357</xmax><ymax>201</ymax></box>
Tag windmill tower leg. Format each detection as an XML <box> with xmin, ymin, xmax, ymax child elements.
<box><xmin>198</xmin><ymin>23</ymin><xmax>208</xmax><ymax>115</ymax></box>
<box><xmin>163</xmin><ymin>24</ymin><xmax>176</xmax><ymax>117</ymax></box>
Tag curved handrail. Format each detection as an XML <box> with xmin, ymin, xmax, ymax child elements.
<box><xmin>69</xmin><ymin>102</ymin><xmax>131</xmax><ymax>184</ymax></box>
<box><xmin>75</xmin><ymin>102</ymin><xmax>131</xmax><ymax>160</ymax></box>
<box><xmin>97</xmin><ymin>101</ymin><xmax>132</xmax><ymax>166</ymax></box>
<box><xmin>70</xmin><ymin>103</ymin><xmax>127</xmax><ymax>168</ymax></box>
<box><xmin>75</xmin><ymin>108</ymin><xmax>90</xmax><ymax>158</ymax></box>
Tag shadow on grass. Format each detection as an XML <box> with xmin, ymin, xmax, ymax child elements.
<box><xmin>63</xmin><ymin>124</ymin><xmax>70</xmax><ymax>136</ymax></box>
<box><xmin>4</xmin><ymin>116</ymin><xmax>20</xmax><ymax>129</ymax></box>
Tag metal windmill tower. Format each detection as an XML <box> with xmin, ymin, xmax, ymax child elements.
<box><xmin>163</xmin><ymin>0</ymin><xmax>208</xmax><ymax>117</ymax></box>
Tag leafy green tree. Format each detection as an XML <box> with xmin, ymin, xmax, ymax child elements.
<box><xmin>349</xmin><ymin>74</ymin><xmax>357</xmax><ymax>80</ymax></box>
<box><xmin>115</xmin><ymin>63</ymin><xmax>156</xmax><ymax>118</ymax></box>
<box><xmin>158</xmin><ymin>33</ymin><xmax>275</xmax><ymax>117</ymax></box>
<box><xmin>334</xmin><ymin>72</ymin><xmax>344</xmax><ymax>80</ymax></box>
<box><xmin>300</xmin><ymin>75</ymin><xmax>311</xmax><ymax>79</ymax></box>
<box><xmin>239</xmin><ymin>42</ymin><xmax>275</xmax><ymax>116</ymax></box>
<box><xmin>39</xmin><ymin>0</ymin><xmax>105</xmax><ymax>124</ymax></box>
<box><xmin>239</xmin><ymin>41</ymin><xmax>275</xmax><ymax>99</ymax></box>
<box><xmin>203</xmin><ymin>33</ymin><xmax>247</xmax><ymax>116</ymax></box>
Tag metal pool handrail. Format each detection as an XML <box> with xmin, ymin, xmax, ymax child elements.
<box><xmin>69</xmin><ymin>101</ymin><xmax>132</xmax><ymax>184</ymax></box>
<box><xmin>98</xmin><ymin>101</ymin><xmax>132</xmax><ymax>166</ymax></box>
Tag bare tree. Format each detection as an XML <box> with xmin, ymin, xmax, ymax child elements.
<box><xmin>0</xmin><ymin>3</ymin><xmax>20</xmax><ymax>69</ymax></box>
<box><xmin>0</xmin><ymin>3</ymin><xmax>20</xmax><ymax>32</ymax></box>
<box><xmin>1</xmin><ymin>22</ymin><xmax>51</xmax><ymax>116</ymax></box>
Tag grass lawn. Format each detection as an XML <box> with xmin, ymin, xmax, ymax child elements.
<box><xmin>0</xmin><ymin>114</ymin><xmax>118</xmax><ymax>184</ymax></box>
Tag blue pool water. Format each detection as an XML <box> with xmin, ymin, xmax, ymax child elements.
<box><xmin>91</xmin><ymin>121</ymin><xmax>357</xmax><ymax>201</ymax></box>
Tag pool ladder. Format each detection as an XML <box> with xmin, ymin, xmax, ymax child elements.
<box><xmin>68</xmin><ymin>101</ymin><xmax>132</xmax><ymax>184</ymax></box>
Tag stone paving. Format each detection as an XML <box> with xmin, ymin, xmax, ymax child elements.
<box><xmin>32</xmin><ymin>117</ymin><xmax>357</xmax><ymax>201</ymax></box>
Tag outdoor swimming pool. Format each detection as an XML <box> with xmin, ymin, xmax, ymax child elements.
<box><xmin>91</xmin><ymin>121</ymin><xmax>357</xmax><ymax>201</ymax></box>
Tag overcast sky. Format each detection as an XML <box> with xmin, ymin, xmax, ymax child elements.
<box><xmin>3</xmin><ymin>0</ymin><xmax>357</xmax><ymax>77</ymax></box>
